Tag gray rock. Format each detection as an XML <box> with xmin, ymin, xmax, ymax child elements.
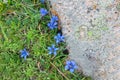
<box><xmin>49</xmin><ymin>0</ymin><xmax>120</xmax><ymax>80</ymax></box>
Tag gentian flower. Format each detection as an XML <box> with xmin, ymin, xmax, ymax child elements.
<box><xmin>40</xmin><ymin>0</ymin><xmax>45</xmax><ymax>3</ymax></box>
<box><xmin>54</xmin><ymin>33</ymin><xmax>65</xmax><ymax>43</ymax></box>
<box><xmin>65</xmin><ymin>60</ymin><xmax>78</xmax><ymax>73</ymax></box>
<box><xmin>20</xmin><ymin>48</ymin><xmax>29</xmax><ymax>60</ymax></box>
<box><xmin>40</xmin><ymin>8</ymin><xmax>48</xmax><ymax>16</ymax></box>
<box><xmin>47</xmin><ymin>15</ymin><xmax>58</xmax><ymax>29</ymax></box>
<box><xmin>50</xmin><ymin>15</ymin><xmax>58</xmax><ymax>22</ymax></box>
<box><xmin>47</xmin><ymin>21</ymin><xmax>58</xmax><ymax>29</ymax></box>
<box><xmin>48</xmin><ymin>44</ymin><xmax>59</xmax><ymax>56</ymax></box>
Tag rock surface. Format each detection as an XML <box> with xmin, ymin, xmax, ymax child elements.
<box><xmin>49</xmin><ymin>0</ymin><xmax>120</xmax><ymax>80</ymax></box>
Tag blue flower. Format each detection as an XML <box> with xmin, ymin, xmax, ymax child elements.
<box><xmin>48</xmin><ymin>44</ymin><xmax>59</xmax><ymax>56</ymax></box>
<box><xmin>50</xmin><ymin>15</ymin><xmax>58</xmax><ymax>22</ymax></box>
<box><xmin>47</xmin><ymin>21</ymin><xmax>58</xmax><ymax>29</ymax></box>
<box><xmin>54</xmin><ymin>33</ymin><xmax>65</xmax><ymax>43</ymax></box>
<box><xmin>20</xmin><ymin>48</ymin><xmax>29</xmax><ymax>60</ymax></box>
<box><xmin>65</xmin><ymin>60</ymin><xmax>78</xmax><ymax>73</ymax></box>
<box><xmin>47</xmin><ymin>15</ymin><xmax>58</xmax><ymax>29</ymax></box>
<box><xmin>40</xmin><ymin>8</ymin><xmax>48</xmax><ymax>16</ymax></box>
<box><xmin>40</xmin><ymin>0</ymin><xmax>45</xmax><ymax>3</ymax></box>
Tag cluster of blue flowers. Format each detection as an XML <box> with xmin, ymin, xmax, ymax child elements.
<box><xmin>20</xmin><ymin>0</ymin><xmax>77</xmax><ymax>73</ymax></box>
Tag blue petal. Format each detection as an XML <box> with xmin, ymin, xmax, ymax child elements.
<box><xmin>53</xmin><ymin>22</ymin><xmax>58</xmax><ymax>26</ymax></box>
<box><xmin>57</xmin><ymin>33</ymin><xmax>61</xmax><ymax>36</ymax></box>
<box><xmin>56</xmin><ymin>40</ymin><xmax>59</xmax><ymax>43</ymax></box>
<box><xmin>23</xmin><ymin>48</ymin><xmax>27</xmax><ymax>51</ymax></box>
<box><xmin>47</xmin><ymin>23</ymin><xmax>51</xmax><ymax>27</ymax></box>
<box><xmin>24</xmin><ymin>55</ymin><xmax>27</xmax><ymax>60</ymax></box>
<box><xmin>26</xmin><ymin>53</ymin><xmax>29</xmax><ymax>56</ymax></box>
<box><xmin>53</xmin><ymin>51</ymin><xmax>57</xmax><ymax>56</ymax></box>
<box><xmin>74</xmin><ymin>65</ymin><xmax>78</xmax><ymax>69</ymax></box>
<box><xmin>66</xmin><ymin>61</ymin><xmax>71</xmax><ymax>65</ymax></box>
<box><xmin>52</xmin><ymin>44</ymin><xmax>55</xmax><ymax>48</ymax></box>
<box><xmin>71</xmin><ymin>61</ymin><xmax>76</xmax><ymax>65</ymax></box>
<box><xmin>40</xmin><ymin>8</ymin><xmax>48</xmax><ymax>16</ymax></box>
<box><xmin>40</xmin><ymin>0</ymin><xmax>44</xmax><ymax>3</ymax></box>
<box><xmin>48</xmin><ymin>51</ymin><xmax>52</xmax><ymax>55</ymax></box>
<box><xmin>50</xmin><ymin>19</ymin><xmax>55</xmax><ymax>23</ymax></box>
<box><xmin>55</xmin><ymin>48</ymin><xmax>59</xmax><ymax>51</ymax></box>
<box><xmin>48</xmin><ymin>26</ymin><xmax>53</xmax><ymax>29</ymax></box>
<box><xmin>52</xmin><ymin>15</ymin><xmax>58</xmax><ymax>21</ymax></box>
<box><xmin>65</xmin><ymin>65</ymin><xmax>69</xmax><ymax>70</ymax></box>
<box><xmin>54</xmin><ymin>36</ymin><xmax>57</xmax><ymax>39</ymax></box>
<box><xmin>24</xmin><ymin>49</ymin><xmax>29</xmax><ymax>55</ymax></box>
<box><xmin>70</xmin><ymin>69</ymin><xmax>74</xmax><ymax>73</ymax></box>
<box><xmin>47</xmin><ymin>22</ymin><xmax>54</xmax><ymax>29</ymax></box>
<box><xmin>61</xmin><ymin>36</ymin><xmax>64</xmax><ymax>39</ymax></box>
<box><xmin>48</xmin><ymin>47</ymin><xmax>52</xmax><ymax>50</ymax></box>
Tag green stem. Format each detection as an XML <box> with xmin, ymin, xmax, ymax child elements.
<box><xmin>50</xmin><ymin>62</ymin><xmax>69</xmax><ymax>80</ymax></box>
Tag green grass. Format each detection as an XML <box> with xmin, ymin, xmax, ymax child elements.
<box><xmin>0</xmin><ymin>0</ymin><xmax>91</xmax><ymax>80</ymax></box>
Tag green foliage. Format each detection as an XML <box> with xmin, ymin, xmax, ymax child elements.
<box><xmin>0</xmin><ymin>0</ymin><xmax>91</xmax><ymax>80</ymax></box>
